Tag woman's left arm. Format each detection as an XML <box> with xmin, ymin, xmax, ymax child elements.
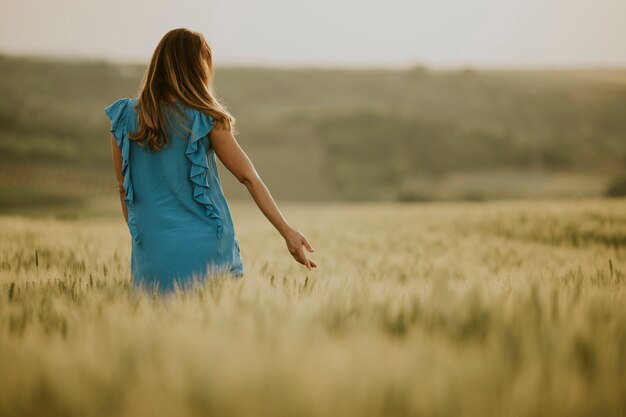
<box><xmin>110</xmin><ymin>133</ymin><xmax>129</xmax><ymax>223</ymax></box>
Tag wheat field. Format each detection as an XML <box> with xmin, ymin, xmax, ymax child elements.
<box><xmin>1</xmin><ymin>199</ymin><xmax>625</xmax><ymax>417</ymax></box>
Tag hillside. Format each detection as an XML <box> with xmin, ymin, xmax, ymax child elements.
<box><xmin>1</xmin><ymin>54</ymin><xmax>625</xmax><ymax>209</ymax></box>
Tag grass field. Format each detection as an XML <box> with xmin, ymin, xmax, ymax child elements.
<box><xmin>1</xmin><ymin>199</ymin><xmax>625</xmax><ymax>417</ymax></box>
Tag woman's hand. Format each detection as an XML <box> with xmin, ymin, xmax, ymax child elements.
<box><xmin>283</xmin><ymin>227</ymin><xmax>318</xmax><ymax>271</ymax></box>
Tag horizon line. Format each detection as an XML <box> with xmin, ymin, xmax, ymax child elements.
<box><xmin>2</xmin><ymin>50</ymin><xmax>626</xmax><ymax>73</ymax></box>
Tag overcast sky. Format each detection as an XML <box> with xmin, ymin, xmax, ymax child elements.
<box><xmin>1</xmin><ymin>0</ymin><xmax>625</xmax><ymax>68</ymax></box>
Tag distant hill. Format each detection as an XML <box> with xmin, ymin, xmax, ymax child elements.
<box><xmin>0</xmin><ymin>54</ymin><xmax>625</xmax><ymax>210</ymax></box>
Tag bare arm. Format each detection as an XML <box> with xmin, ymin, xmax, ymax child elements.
<box><xmin>110</xmin><ymin>133</ymin><xmax>129</xmax><ymax>224</ymax></box>
<box><xmin>210</xmin><ymin>126</ymin><xmax>317</xmax><ymax>271</ymax></box>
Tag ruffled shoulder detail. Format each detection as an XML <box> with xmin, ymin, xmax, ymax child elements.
<box><xmin>185</xmin><ymin>109</ymin><xmax>223</xmax><ymax>239</ymax></box>
<box><xmin>104</xmin><ymin>98</ymin><xmax>141</xmax><ymax>245</ymax></box>
<box><xmin>104</xmin><ymin>98</ymin><xmax>130</xmax><ymax>149</ymax></box>
<box><xmin>104</xmin><ymin>98</ymin><xmax>133</xmax><ymax>205</ymax></box>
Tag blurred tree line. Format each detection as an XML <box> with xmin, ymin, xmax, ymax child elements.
<box><xmin>0</xmin><ymin>54</ymin><xmax>625</xmax><ymax>209</ymax></box>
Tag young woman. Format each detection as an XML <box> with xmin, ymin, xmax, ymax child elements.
<box><xmin>105</xmin><ymin>28</ymin><xmax>317</xmax><ymax>294</ymax></box>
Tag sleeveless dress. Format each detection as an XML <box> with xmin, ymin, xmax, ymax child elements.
<box><xmin>104</xmin><ymin>97</ymin><xmax>244</xmax><ymax>293</ymax></box>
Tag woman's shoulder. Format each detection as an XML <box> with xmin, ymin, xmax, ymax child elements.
<box><xmin>188</xmin><ymin>106</ymin><xmax>216</xmax><ymax>141</ymax></box>
<box><xmin>104</xmin><ymin>98</ymin><xmax>139</xmax><ymax>147</ymax></box>
<box><xmin>170</xmin><ymin>102</ymin><xmax>216</xmax><ymax>138</ymax></box>
<box><xmin>175</xmin><ymin>101</ymin><xmax>212</xmax><ymax>119</ymax></box>
<box><xmin>104</xmin><ymin>98</ymin><xmax>214</xmax><ymax>135</ymax></box>
<box><xmin>104</xmin><ymin>97</ymin><xmax>138</xmax><ymax>121</ymax></box>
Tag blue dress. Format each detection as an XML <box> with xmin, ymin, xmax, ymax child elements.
<box><xmin>104</xmin><ymin>97</ymin><xmax>244</xmax><ymax>293</ymax></box>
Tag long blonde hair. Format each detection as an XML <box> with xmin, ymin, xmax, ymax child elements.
<box><xmin>130</xmin><ymin>28</ymin><xmax>235</xmax><ymax>151</ymax></box>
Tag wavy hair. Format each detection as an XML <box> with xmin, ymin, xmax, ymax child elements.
<box><xmin>130</xmin><ymin>28</ymin><xmax>235</xmax><ymax>151</ymax></box>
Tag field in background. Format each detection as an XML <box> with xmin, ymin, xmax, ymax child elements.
<box><xmin>1</xmin><ymin>199</ymin><xmax>625</xmax><ymax>417</ymax></box>
<box><xmin>1</xmin><ymin>54</ymin><xmax>626</xmax><ymax>210</ymax></box>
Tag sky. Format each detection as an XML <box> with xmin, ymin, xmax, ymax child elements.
<box><xmin>1</xmin><ymin>0</ymin><xmax>625</xmax><ymax>68</ymax></box>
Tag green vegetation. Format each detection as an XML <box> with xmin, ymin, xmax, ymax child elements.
<box><xmin>606</xmin><ymin>175</ymin><xmax>626</xmax><ymax>197</ymax></box>
<box><xmin>1</xmin><ymin>54</ymin><xmax>625</xmax><ymax>205</ymax></box>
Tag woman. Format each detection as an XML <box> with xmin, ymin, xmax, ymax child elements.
<box><xmin>105</xmin><ymin>28</ymin><xmax>317</xmax><ymax>294</ymax></box>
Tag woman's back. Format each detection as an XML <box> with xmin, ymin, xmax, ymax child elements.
<box><xmin>105</xmin><ymin>97</ymin><xmax>243</xmax><ymax>294</ymax></box>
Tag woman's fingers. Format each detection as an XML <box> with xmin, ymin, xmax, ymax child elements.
<box><xmin>293</xmin><ymin>251</ymin><xmax>316</xmax><ymax>269</ymax></box>
<box><xmin>297</xmin><ymin>247</ymin><xmax>312</xmax><ymax>270</ymax></box>
<box><xmin>298</xmin><ymin>247</ymin><xmax>317</xmax><ymax>269</ymax></box>
<box><xmin>285</xmin><ymin>230</ymin><xmax>317</xmax><ymax>270</ymax></box>
<box><xmin>289</xmin><ymin>247</ymin><xmax>306</xmax><ymax>265</ymax></box>
<box><xmin>302</xmin><ymin>238</ymin><xmax>315</xmax><ymax>252</ymax></box>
